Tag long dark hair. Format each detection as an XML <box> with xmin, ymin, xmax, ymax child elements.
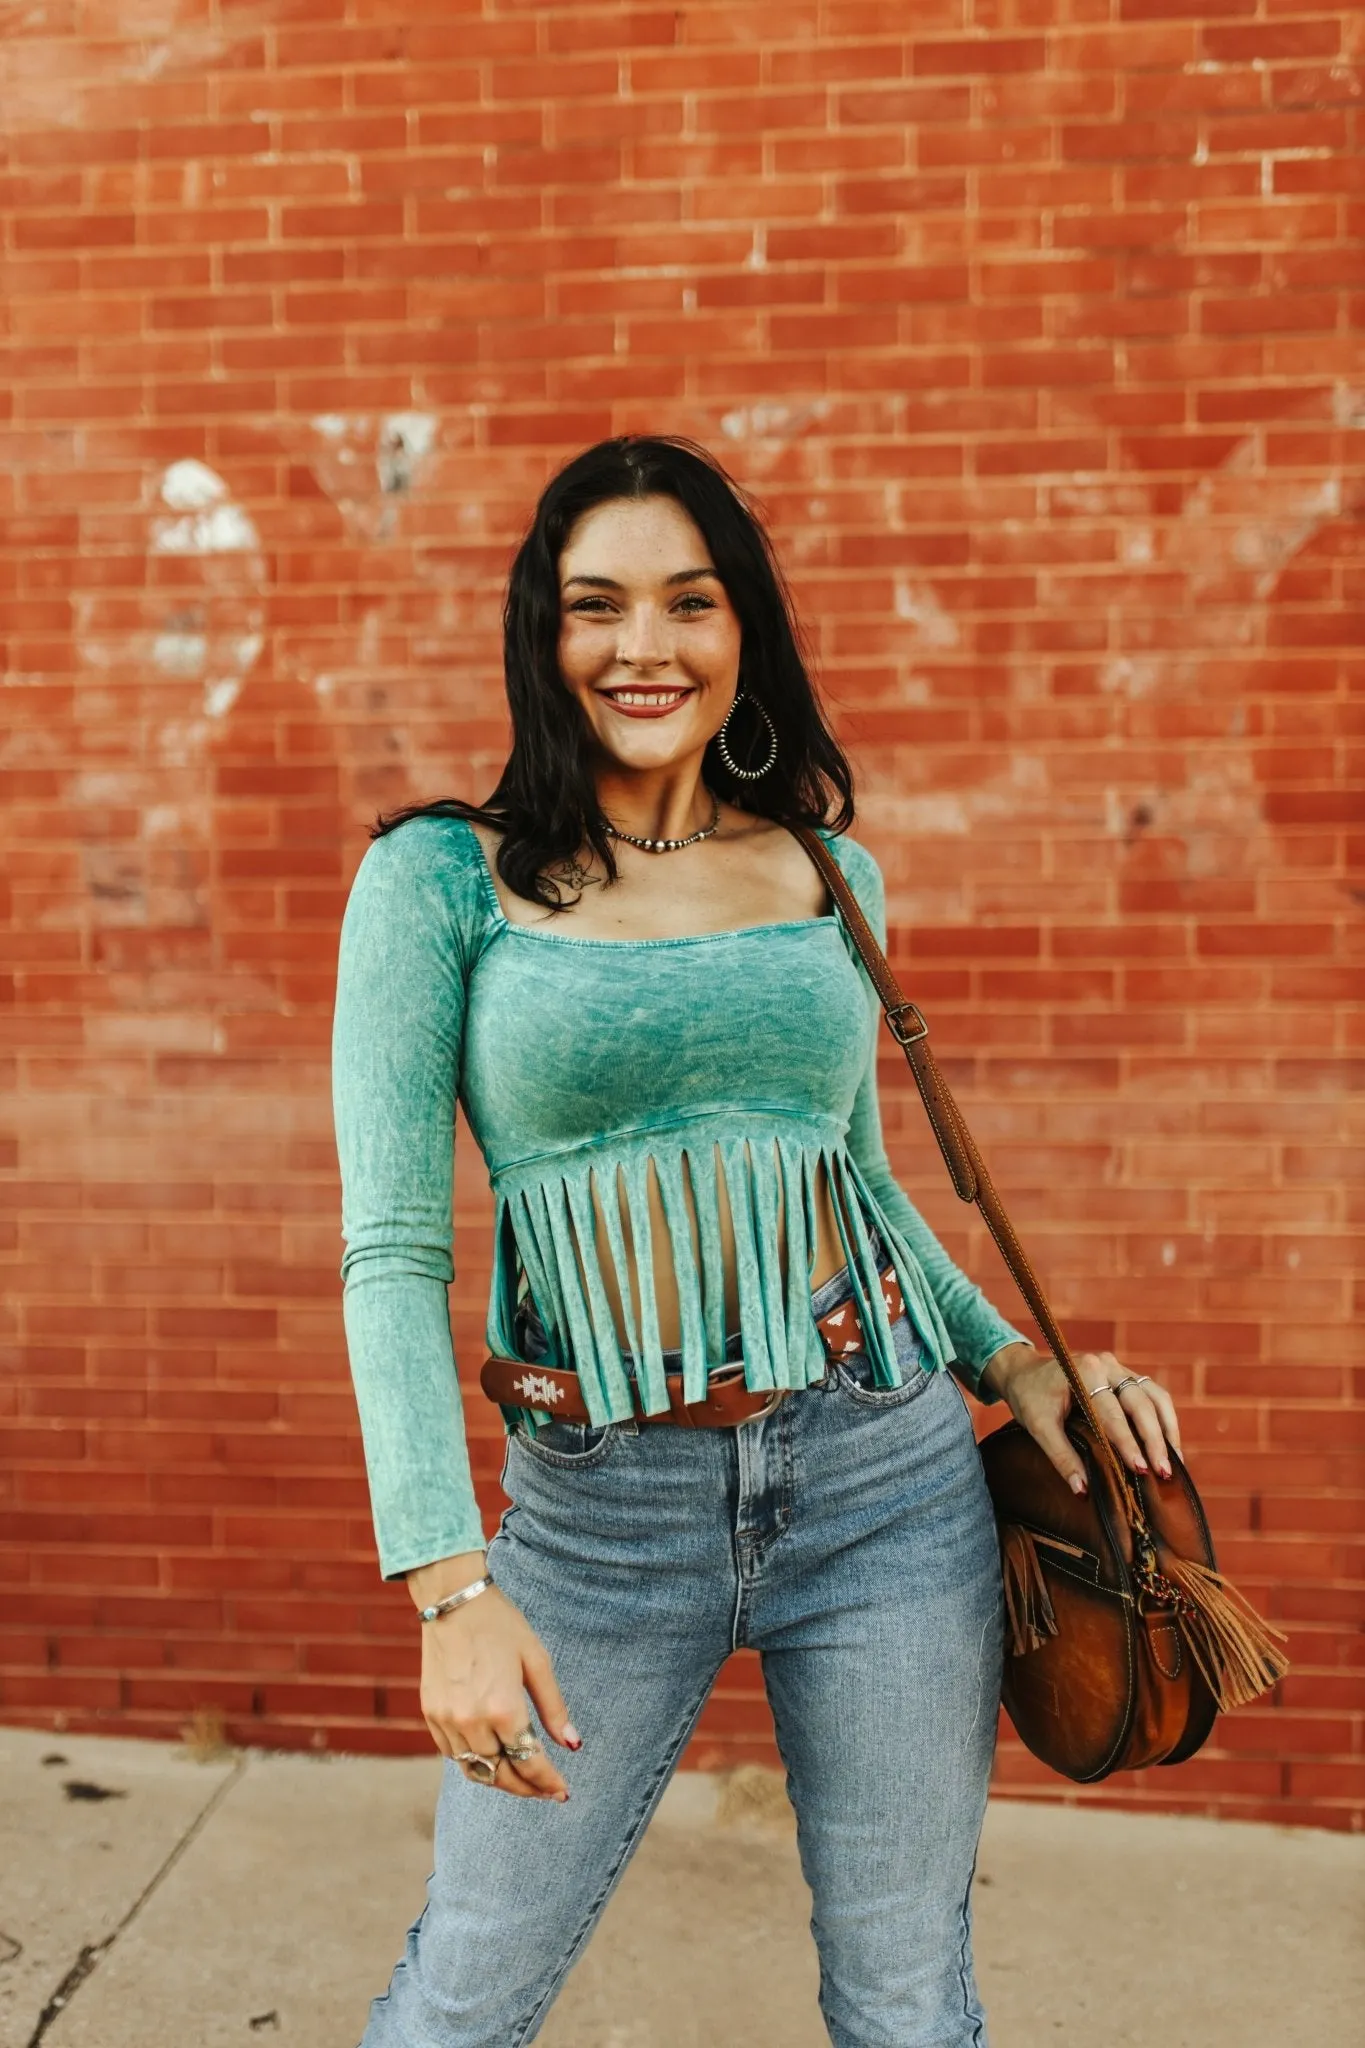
<box><xmin>372</xmin><ymin>434</ymin><xmax>856</xmax><ymax>910</ymax></box>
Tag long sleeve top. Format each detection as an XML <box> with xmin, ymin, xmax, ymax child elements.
<box><xmin>330</xmin><ymin>815</ymin><xmax>1024</xmax><ymax>1578</ymax></box>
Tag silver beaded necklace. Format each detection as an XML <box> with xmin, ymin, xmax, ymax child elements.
<box><xmin>603</xmin><ymin>790</ymin><xmax>721</xmax><ymax>854</ymax></box>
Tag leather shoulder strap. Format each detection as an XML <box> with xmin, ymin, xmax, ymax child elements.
<box><xmin>792</xmin><ymin>823</ymin><xmax>1129</xmax><ymax>1492</ymax></box>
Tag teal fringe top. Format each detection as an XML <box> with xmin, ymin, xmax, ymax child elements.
<box><xmin>331</xmin><ymin>815</ymin><xmax>1024</xmax><ymax>1578</ymax></box>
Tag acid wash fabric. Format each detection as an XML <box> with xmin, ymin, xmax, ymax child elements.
<box><xmin>330</xmin><ymin>815</ymin><xmax>1023</xmax><ymax>1578</ymax></box>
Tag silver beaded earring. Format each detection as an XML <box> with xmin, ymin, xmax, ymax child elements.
<box><xmin>716</xmin><ymin>689</ymin><xmax>778</xmax><ymax>781</ymax></box>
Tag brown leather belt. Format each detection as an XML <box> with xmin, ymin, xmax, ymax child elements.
<box><xmin>479</xmin><ymin>1261</ymin><xmax>908</xmax><ymax>1428</ymax></box>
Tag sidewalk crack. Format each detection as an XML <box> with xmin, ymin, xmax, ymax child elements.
<box><xmin>24</xmin><ymin>1754</ymin><xmax>247</xmax><ymax>2048</ymax></box>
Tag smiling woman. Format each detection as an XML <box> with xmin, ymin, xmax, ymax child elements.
<box><xmin>442</xmin><ymin>490</ymin><xmax>941</xmax><ymax>1381</ymax></box>
<box><xmin>557</xmin><ymin>500</ymin><xmax>745</xmax><ymax>865</ymax></box>
<box><xmin>330</xmin><ymin>435</ymin><xmax>1184</xmax><ymax>2048</ymax></box>
<box><xmin>560</xmin><ymin>510</ymin><xmax>737</xmax><ymax>730</ymax></box>
<box><xmin>372</xmin><ymin>434</ymin><xmax>854</xmax><ymax>913</ymax></box>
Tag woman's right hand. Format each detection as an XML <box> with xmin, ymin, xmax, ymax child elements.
<box><xmin>410</xmin><ymin>1552</ymin><xmax>581</xmax><ymax>1801</ymax></box>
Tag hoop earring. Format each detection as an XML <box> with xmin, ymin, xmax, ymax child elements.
<box><xmin>716</xmin><ymin>689</ymin><xmax>778</xmax><ymax>781</ymax></box>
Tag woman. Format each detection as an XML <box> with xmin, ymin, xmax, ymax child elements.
<box><xmin>331</xmin><ymin>436</ymin><xmax>1181</xmax><ymax>2047</ymax></box>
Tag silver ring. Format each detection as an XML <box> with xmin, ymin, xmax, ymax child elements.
<box><xmin>501</xmin><ymin>1742</ymin><xmax>541</xmax><ymax>1764</ymax></box>
<box><xmin>500</xmin><ymin>1726</ymin><xmax>542</xmax><ymax>1764</ymax></box>
<box><xmin>454</xmin><ymin>1750</ymin><xmax>501</xmax><ymax>1786</ymax></box>
<box><xmin>1087</xmin><ymin>1382</ymin><xmax>1117</xmax><ymax>1397</ymax></box>
<box><xmin>1111</xmin><ymin>1375</ymin><xmax>1143</xmax><ymax>1395</ymax></box>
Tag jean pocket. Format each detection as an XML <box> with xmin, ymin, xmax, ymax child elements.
<box><xmin>834</xmin><ymin>1359</ymin><xmax>941</xmax><ymax>1409</ymax></box>
<box><xmin>509</xmin><ymin>1416</ymin><xmax>619</xmax><ymax>1469</ymax></box>
<box><xmin>834</xmin><ymin>1359</ymin><xmax>935</xmax><ymax>1408</ymax></box>
<box><xmin>833</xmin><ymin>1317</ymin><xmax>933</xmax><ymax>1408</ymax></box>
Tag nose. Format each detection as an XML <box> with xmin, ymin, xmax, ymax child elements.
<box><xmin>616</xmin><ymin>603</ymin><xmax>671</xmax><ymax>670</ymax></box>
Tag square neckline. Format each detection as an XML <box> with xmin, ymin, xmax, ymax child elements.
<box><xmin>460</xmin><ymin>816</ymin><xmax>841</xmax><ymax>951</ymax></box>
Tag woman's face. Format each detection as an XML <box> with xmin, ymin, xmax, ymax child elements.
<box><xmin>556</xmin><ymin>494</ymin><xmax>743</xmax><ymax>776</ymax></box>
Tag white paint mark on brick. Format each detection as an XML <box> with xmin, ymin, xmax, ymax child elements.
<box><xmin>1051</xmin><ymin>481</ymin><xmax>1152</xmax><ymax>518</ymax></box>
<box><xmin>894</xmin><ymin>577</ymin><xmax>959</xmax><ymax>647</ymax></box>
<box><xmin>384</xmin><ymin>411</ymin><xmax>437</xmax><ymax>463</ymax></box>
<box><xmin>230</xmin><ymin>630</ymin><xmax>264</xmax><ymax>671</ymax></box>
<box><xmin>0</xmin><ymin>12</ymin><xmax>233</xmax><ymax>132</ymax></box>
<box><xmin>159</xmin><ymin>498</ymin><xmax>260</xmax><ymax>554</ymax></box>
<box><xmin>145</xmin><ymin>803</ymin><xmax>189</xmax><ymax>838</ymax></box>
<box><xmin>161</xmin><ymin>458</ymin><xmax>230</xmax><ymax>509</ymax></box>
<box><xmin>153</xmin><ymin>461</ymin><xmax>261</xmax><ymax>556</ymax></box>
<box><xmin>74</xmin><ymin>457</ymin><xmax>269</xmax><ymax>932</ymax></box>
<box><xmin>152</xmin><ymin>630</ymin><xmax>209</xmax><ymax>678</ymax></box>
<box><xmin>203</xmin><ymin>678</ymin><xmax>241</xmax><ymax>721</ymax></box>
<box><xmin>865</xmin><ymin>755</ymin><xmax>1048</xmax><ymax>840</ymax></box>
<box><xmin>719</xmin><ymin>400</ymin><xmax>828</xmax><ymax>443</ymax></box>
<box><xmin>1098</xmin><ymin>405</ymin><xmax>1359</xmax><ymax>708</ymax></box>
<box><xmin>1172</xmin><ymin>447</ymin><xmax>1345</xmax><ymax>609</ymax></box>
<box><xmin>1099</xmin><ymin>655</ymin><xmax>1162</xmax><ymax>698</ymax></box>
<box><xmin>1234</xmin><ymin>478</ymin><xmax>1341</xmax><ymax>597</ymax></box>
<box><xmin>377</xmin><ymin>413</ymin><xmax>437</xmax><ymax>496</ymax></box>
<box><xmin>304</xmin><ymin>412</ymin><xmax>441</xmax><ymax>539</ymax></box>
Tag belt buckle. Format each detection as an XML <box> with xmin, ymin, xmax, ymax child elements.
<box><xmin>701</xmin><ymin>1363</ymin><xmax>788</xmax><ymax>1428</ymax></box>
<box><xmin>735</xmin><ymin>1385</ymin><xmax>788</xmax><ymax>1427</ymax></box>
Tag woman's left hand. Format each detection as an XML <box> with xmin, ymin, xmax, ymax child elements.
<box><xmin>978</xmin><ymin>1343</ymin><xmax>1183</xmax><ymax>1497</ymax></box>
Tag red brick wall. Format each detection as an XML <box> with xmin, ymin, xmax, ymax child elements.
<box><xmin>1</xmin><ymin>2</ymin><xmax>1360</xmax><ymax>1829</ymax></box>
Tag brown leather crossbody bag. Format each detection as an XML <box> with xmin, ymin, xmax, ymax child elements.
<box><xmin>794</xmin><ymin>825</ymin><xmax>1289</xmax><ymax>1781</ymax></box>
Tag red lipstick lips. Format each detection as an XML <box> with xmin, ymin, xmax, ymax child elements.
<box><xmin>597</xmin><ymin>686</ymin><xmax>695</xmax><ymax>720</ymax></box>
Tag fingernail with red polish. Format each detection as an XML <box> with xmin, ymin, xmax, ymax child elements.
<box><xmin>563</xmin><ymin>1723</ymin><xmax>581</xmax><ymax>1749</ymax></box>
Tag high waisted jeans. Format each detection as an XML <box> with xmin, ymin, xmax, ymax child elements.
<box><xmin>359</xmin><ymin>1240</ymin><xmax>1004</xmax><ymax>2048</ymax></box>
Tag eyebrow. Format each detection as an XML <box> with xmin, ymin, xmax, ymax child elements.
<box><xmin>562</xmin><ymin>568</ymin><xmax>720</xmax><ymax>591</ymax></box>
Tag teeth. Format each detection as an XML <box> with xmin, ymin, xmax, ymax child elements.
<box><xmin>605</xmin><ymin>689</ymin><xmax>688</xmax><ymax>707</ymax></box>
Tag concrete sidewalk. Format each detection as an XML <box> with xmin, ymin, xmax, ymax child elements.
<box><xmin>2</xmin><ymin>1726</ymin><xmax>1360</xmax><ymax>2048</ymax></box>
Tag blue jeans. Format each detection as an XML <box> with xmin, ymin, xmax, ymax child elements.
<box><xmin>360</xmin><ymin>1243</ymin><xmax>1004</xmax><ymax>2048</ymax></box>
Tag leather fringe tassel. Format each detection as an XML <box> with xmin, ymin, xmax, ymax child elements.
<box><xmin>1001</xmin><ymin>1525</ymin><xmax>1057</xmax><ymax>1657</ymax></box>
<box><xmin>1160</xmin><ymin>1554</ymin><xmax>1291</xmax><ymax>1711</ymax></box>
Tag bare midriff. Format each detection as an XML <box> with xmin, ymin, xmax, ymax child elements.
<box><xmin>575</xmin><ymin>1147</ymin><xmax>854</xmax><ymax>1356</ymax></box>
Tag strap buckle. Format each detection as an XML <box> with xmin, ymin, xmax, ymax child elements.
<box><xmin>887</xmin><ymin>1001</ymin><xmax>928</xmax><ymax>1047</ymax></box>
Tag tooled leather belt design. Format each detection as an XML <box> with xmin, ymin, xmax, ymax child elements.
<box><xmin>479</xmin><ymin>1262</ymin><xmax>909</xmax><ymax>1428</ymax></box>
